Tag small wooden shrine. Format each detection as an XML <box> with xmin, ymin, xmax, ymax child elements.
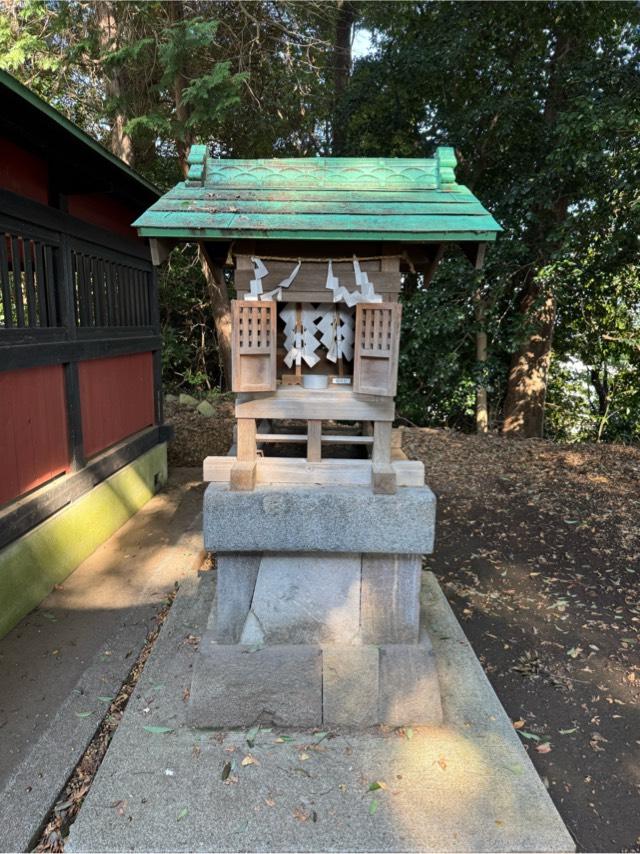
<box><xmin>133</xmin><ymin>149</ymin><xmax>502</xmax><ymax>733</ymax></box>
<box><xmin>134</xmin><ymin>148</ymin><xmax>501</xmax><ymax>493</ymax></box>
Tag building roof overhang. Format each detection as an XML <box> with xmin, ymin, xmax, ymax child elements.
<box><xmin>0</xmin><ymin>70</ymin><xmax>159</xmax><ymax>209</ymax></box>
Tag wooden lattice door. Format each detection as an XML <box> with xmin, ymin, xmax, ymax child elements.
<box><xmin>231</xmin><ymin>300</ymin><xmax>277</xmax><ymax>392</ymax></box>
<box><xmin>353</xmin><ymin>302</ymin><xmax>402</xmax><ymax>396</ymax></box>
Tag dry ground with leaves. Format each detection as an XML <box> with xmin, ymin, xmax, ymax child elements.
<box><xmin>402</xmin><ymin>428</ymin><xmax>640</xmax><ymax>853</ymax></box>
<box><xmin>165</xmin><ymin>397</ymin><xmax>235</xmax><ymax>467</ymax></box>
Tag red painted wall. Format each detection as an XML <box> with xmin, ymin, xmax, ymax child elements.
<box><xmin>78</xmin><ymin>353</ymin><xmax>155</xmax><ymax>458</ymax></box>
<box><xmin>0</xmin><ymin>136</ymin><xmax>49</xmax><ymax>205</ymax></box>
<box><xmin>0</xmin><ymin>366</ymin><xmax>70</xmax><ymax>506</ymax></box>
<box><xmin>66</xmin><ymin>193</ymin><xmax>140</xmax><ymax>241</ymax></box>
<box><xmin>0</xmin><ymin>135</ymin><xmax>140</xmax><ymax>239</ymax></box>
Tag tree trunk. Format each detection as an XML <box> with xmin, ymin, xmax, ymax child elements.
<box><xmin>502</xmin><ymin>27</ymin><xmax>572</xmax><ymax>437</ymax></box>
<box><xmin>198</xmin><ymin>244</ymin><xmax>233</xmax><ymax>389</ymax></box>
<box><xmin>590</xmin><ymin>365</ymin><xmax>609</xmax><ymax>418</ymax></box>
<box><xmin>168</xmin><ymin>0</ymin><xmax>231</xmax><ymax>389</ymax></box>
<box><xmin>475</xmin><ymin>291</ymin><xmax>489</xmax><ymax>434</ymax></box>
<box><xmin>96</xmin><ymin>1</ymin><xmax>135</xmax><ymax>166</ymax></box>
<box><xmin>332</xmin><ymin>0</ymin><xmax>355</xmax><ymax>155</ymax></box>
<box><xmin>502</xmin><ymin>281</ymin><xmax>556</xmax><ymax>437</ymax></box>
<box><xmin>167</xmin><ymin>1</ymin><xmax>193</xmax><ymax>167</ymax></box>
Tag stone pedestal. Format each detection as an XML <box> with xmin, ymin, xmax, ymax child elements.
<box><xmin>189</xmin><ymin>483</ymin><xmax>441</xmax><ymax>728</ymax></box>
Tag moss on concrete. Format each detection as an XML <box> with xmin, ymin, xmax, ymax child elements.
<box><xmin>0</xmin><ymin>443</ymin><xmax>168</xmax><ymax>639</ymax></box>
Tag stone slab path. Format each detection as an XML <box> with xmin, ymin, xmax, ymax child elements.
<box><xmin>65</xmin><ymin>570</ymin><xmax>574</xmax><ymax>853</ymax></box>
<box><xmin>0</xmin><ymin>468</ymin><xmax>205</xmax><ymax>853</ymax></box>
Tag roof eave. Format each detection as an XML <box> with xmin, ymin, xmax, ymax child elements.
<box><xmin>135</xmin><ymin>226</ymin><xmax>500</xmax><ymax>242</ymax></box>
<box><xmin>0</xmin><ymin>70</ymin><xmax>159</xmax><ymax>201</ymax></box>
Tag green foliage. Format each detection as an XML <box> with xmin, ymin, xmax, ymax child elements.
<box><xmin>345</xmin><ymin>1</ymin><xmax>640</xmax><ymax>439</ymax></box>
<box><xmin>3</xmin><ymin>1</ymin><xmax>639</xmax><ymax>440</ymax></box>
<box><xmin>158</xmin><ymin>246</ymin><xmax>221</xmax><ymax>391</ymax></box>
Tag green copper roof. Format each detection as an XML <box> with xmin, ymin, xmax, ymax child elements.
<box><xmin>133</xmin><ymin>146</ymin><xmax>502</xmax><ymax>242</ymax></box>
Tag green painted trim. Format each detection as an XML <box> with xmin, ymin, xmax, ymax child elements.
<box><xmin>0</xmin><ymin>443</ymin><xmax>168</xmax><ymax>640</ymax></box>
<box><xmin>0</xmin><ymin>70</ymin><xmax>159</xmax><ymax>198</ymax></box>
<box><xmin>136</xmin><ymin>226</ymin><xmax>499</xmax><ymax>242</ymax></box>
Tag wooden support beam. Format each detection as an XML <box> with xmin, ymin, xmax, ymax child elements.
<box><xmin>231</xmin><ymin>418</ymin><xmax>257</xmax><ymax>491</ymax></box>
<box><xmin>372</xmin><ymin>421</ymin><xmax>396</xmax><ymax>494</ymax></box>
<box><xmin>255</xmin><ymin>433</ymin><xmax>374</xmax><ymax>445</ymax></box>
<box><xmin>307</xmin><ymin>420</ymin><xmax>322</xmax><ymax>462</ymax></box>
<box><xmin>372</xmin><ymin>463</ymin><xmax>398</xmax><ymax>495</ymax></box>
<box><xmin>203</xmin><ymin>457</ymin><xmax>425</xmax><ymax>488</ymax></box>
<box><xmin>458</xmin><ymin>241</ymin><xmax>487</xmax><ymax>270</ymax></box>
<box><xmin>149</xmin><ymin>238</ymin><xmax>174</xmax><ymax>266</ymax></box>
<box><xmin>391</xmin><ymin>427</ymin><xmax>408</xmax><ymax>461</ymax></box>
<box><xmin>229</xmin><ymin>461</ymin><xmax>257</xmax><ymax>492</ymax></box>
<box><xmin>237</xmin><ymin>418</ymin><xmax>257</xmax><ymax>461</ymax></box>
<box><xmin>236</xmin><ymin>388</ymin><xmax>395</xmax><ymax>422</ymax></box>
<box><xmin>372</xmin><ymin>421</ymin><xmax>392</xmax><ymax>464</ymax></box>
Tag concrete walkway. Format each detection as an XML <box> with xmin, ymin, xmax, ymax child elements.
<box><xmin>0</xmin><ymin>468</ymin><xmax>205</xmax><ymax>853</ymax></box>
<box><xmin>65</xmin><ymin>570</ymin><xmax>574</xmax><ymax>853</ymax></box>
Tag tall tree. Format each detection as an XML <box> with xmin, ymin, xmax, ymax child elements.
<box><xmin>1</xmin><ymin>1</ymin><xmax>337</xmax><ymax>388</ymax></box>
<box><xmin>343</xmin><ymin>1</ymin><xmax>640</xmax><ymax>436</ymax></box>
<box><xmin>332</xmin><ymin>0</ymin><xmax>356</xmax><ymax>154</ymax></box>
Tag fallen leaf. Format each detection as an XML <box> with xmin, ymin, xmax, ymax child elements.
<box><xmin>299</xmin><ymin>752</ymin><xmax>310</xmax><ymax>761</ymax></box>
<box><xmin>293</xmin><ymin>806</ymin><xmax>310</xmax><ymax>822</ymax></box>
<box><xmin>368</xmin><ymin>781</ymin><xmax>387</xmax><ymax>791</ymax></box>
<box><xmin>369</xmin><ymin>799</ymin><xmax>379</xmax><ymax>815</ymax></box>
<box><xmin>246</xmin><ymin>725</ymin><xmax>260</xmax><ymax>747</ymax></box>
<box><xmin>437</xmin><ymin>755</ymin><xmax>448</xmax><ymax>770</ymax></box>
<box><xmin>536</xmin><ymin>743</ymin><xmax>552</xmax><ymax>754</ymax></box>
<box><xmin>75</xmin><ymin>711</ymin><xmax>92</xmax><ymax>718</ymax></box>
<box><xmin>513</xmin><ymin>719</ymin><xmax>525</xmax><ymax>729</ymax></box>
<box><xmin>176</xmin><ymin>807</ymin><xmax>188</xmax><ymax>822</ymax></box>
<box><xmin>143</xmin><ymin>725</ymin><xmax>173</xmax><ymax>734</ymax></box>
<box><xmin>518</xmin><ymin>730</ymin><xmax>541</xmax><ymax>741</ymax></box>
<box><xmin>241</xmin><ymin>754</ymin><xmax>258</xmax><ymax>767</ymax></box>
<box><xmin>221</xmin><ymin>761</ymin><xmax>232</xmax><ymax>780</ymax></box>
<box><xmin>590</xmin><ymin>733</ymin><xmax>608</xmax><ymax>752</ymax></box>
<box><xmin>112</xmin><ymin>799</ymin><xmax>127</xmax><ymax>816</ymax></box>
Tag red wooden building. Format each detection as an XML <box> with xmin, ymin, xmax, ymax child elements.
<box><xmin>0</xmin><ymin>71</ymin><xmax>168</xmax><ymax>637</ymax></box>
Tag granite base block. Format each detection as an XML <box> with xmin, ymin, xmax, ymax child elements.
<box><xmin>379</xmin><ymin>633</ymin><xmax>443</xmax><ymax>726</ymax></box>
<box><xmin>191</xmin><ymin>633</ymin><xmax>442</xmax><ymax>728</ymax></box>
<box><xmin>239</xmin><ymin>553</ymin><xmax>362</xmax><ymax>645</ymax></box>
<box><xmin>188</xmin><ymin>644</ymin><xmax>323</xmax><ymax>729</ymax></box>
<box><xmin>203</xmin><ymin>484</ymin><xmax>436</xmax><ymax>554</ymax></box>
<box><xmin>210</xmin><ymin>553</ymin><xmax>261</xmax><ymax>642</ymax></box>
<box><xmin>361</xmin><ymin>554</ymin><xmax>421</xmax><ymax>643</ymax></box>
<box><xmin>322</xmin><ymin>646</ymin><xmax>379</xmax><ymax>727</ymax></box>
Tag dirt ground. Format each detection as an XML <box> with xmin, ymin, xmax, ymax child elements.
<box><xmin>165</xmin><ymin>397</ymin><xmax>235</xmax><ymax>467</ymax></box>
<box><xmin>402</xmin><ymin>428</ymin><xmax>640</xmax><ymax>854</ymax></box>
<box><xmin>166</xmin><ymin>410</ymin><xmax>639</xmax><ymax>852</ymax></box>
